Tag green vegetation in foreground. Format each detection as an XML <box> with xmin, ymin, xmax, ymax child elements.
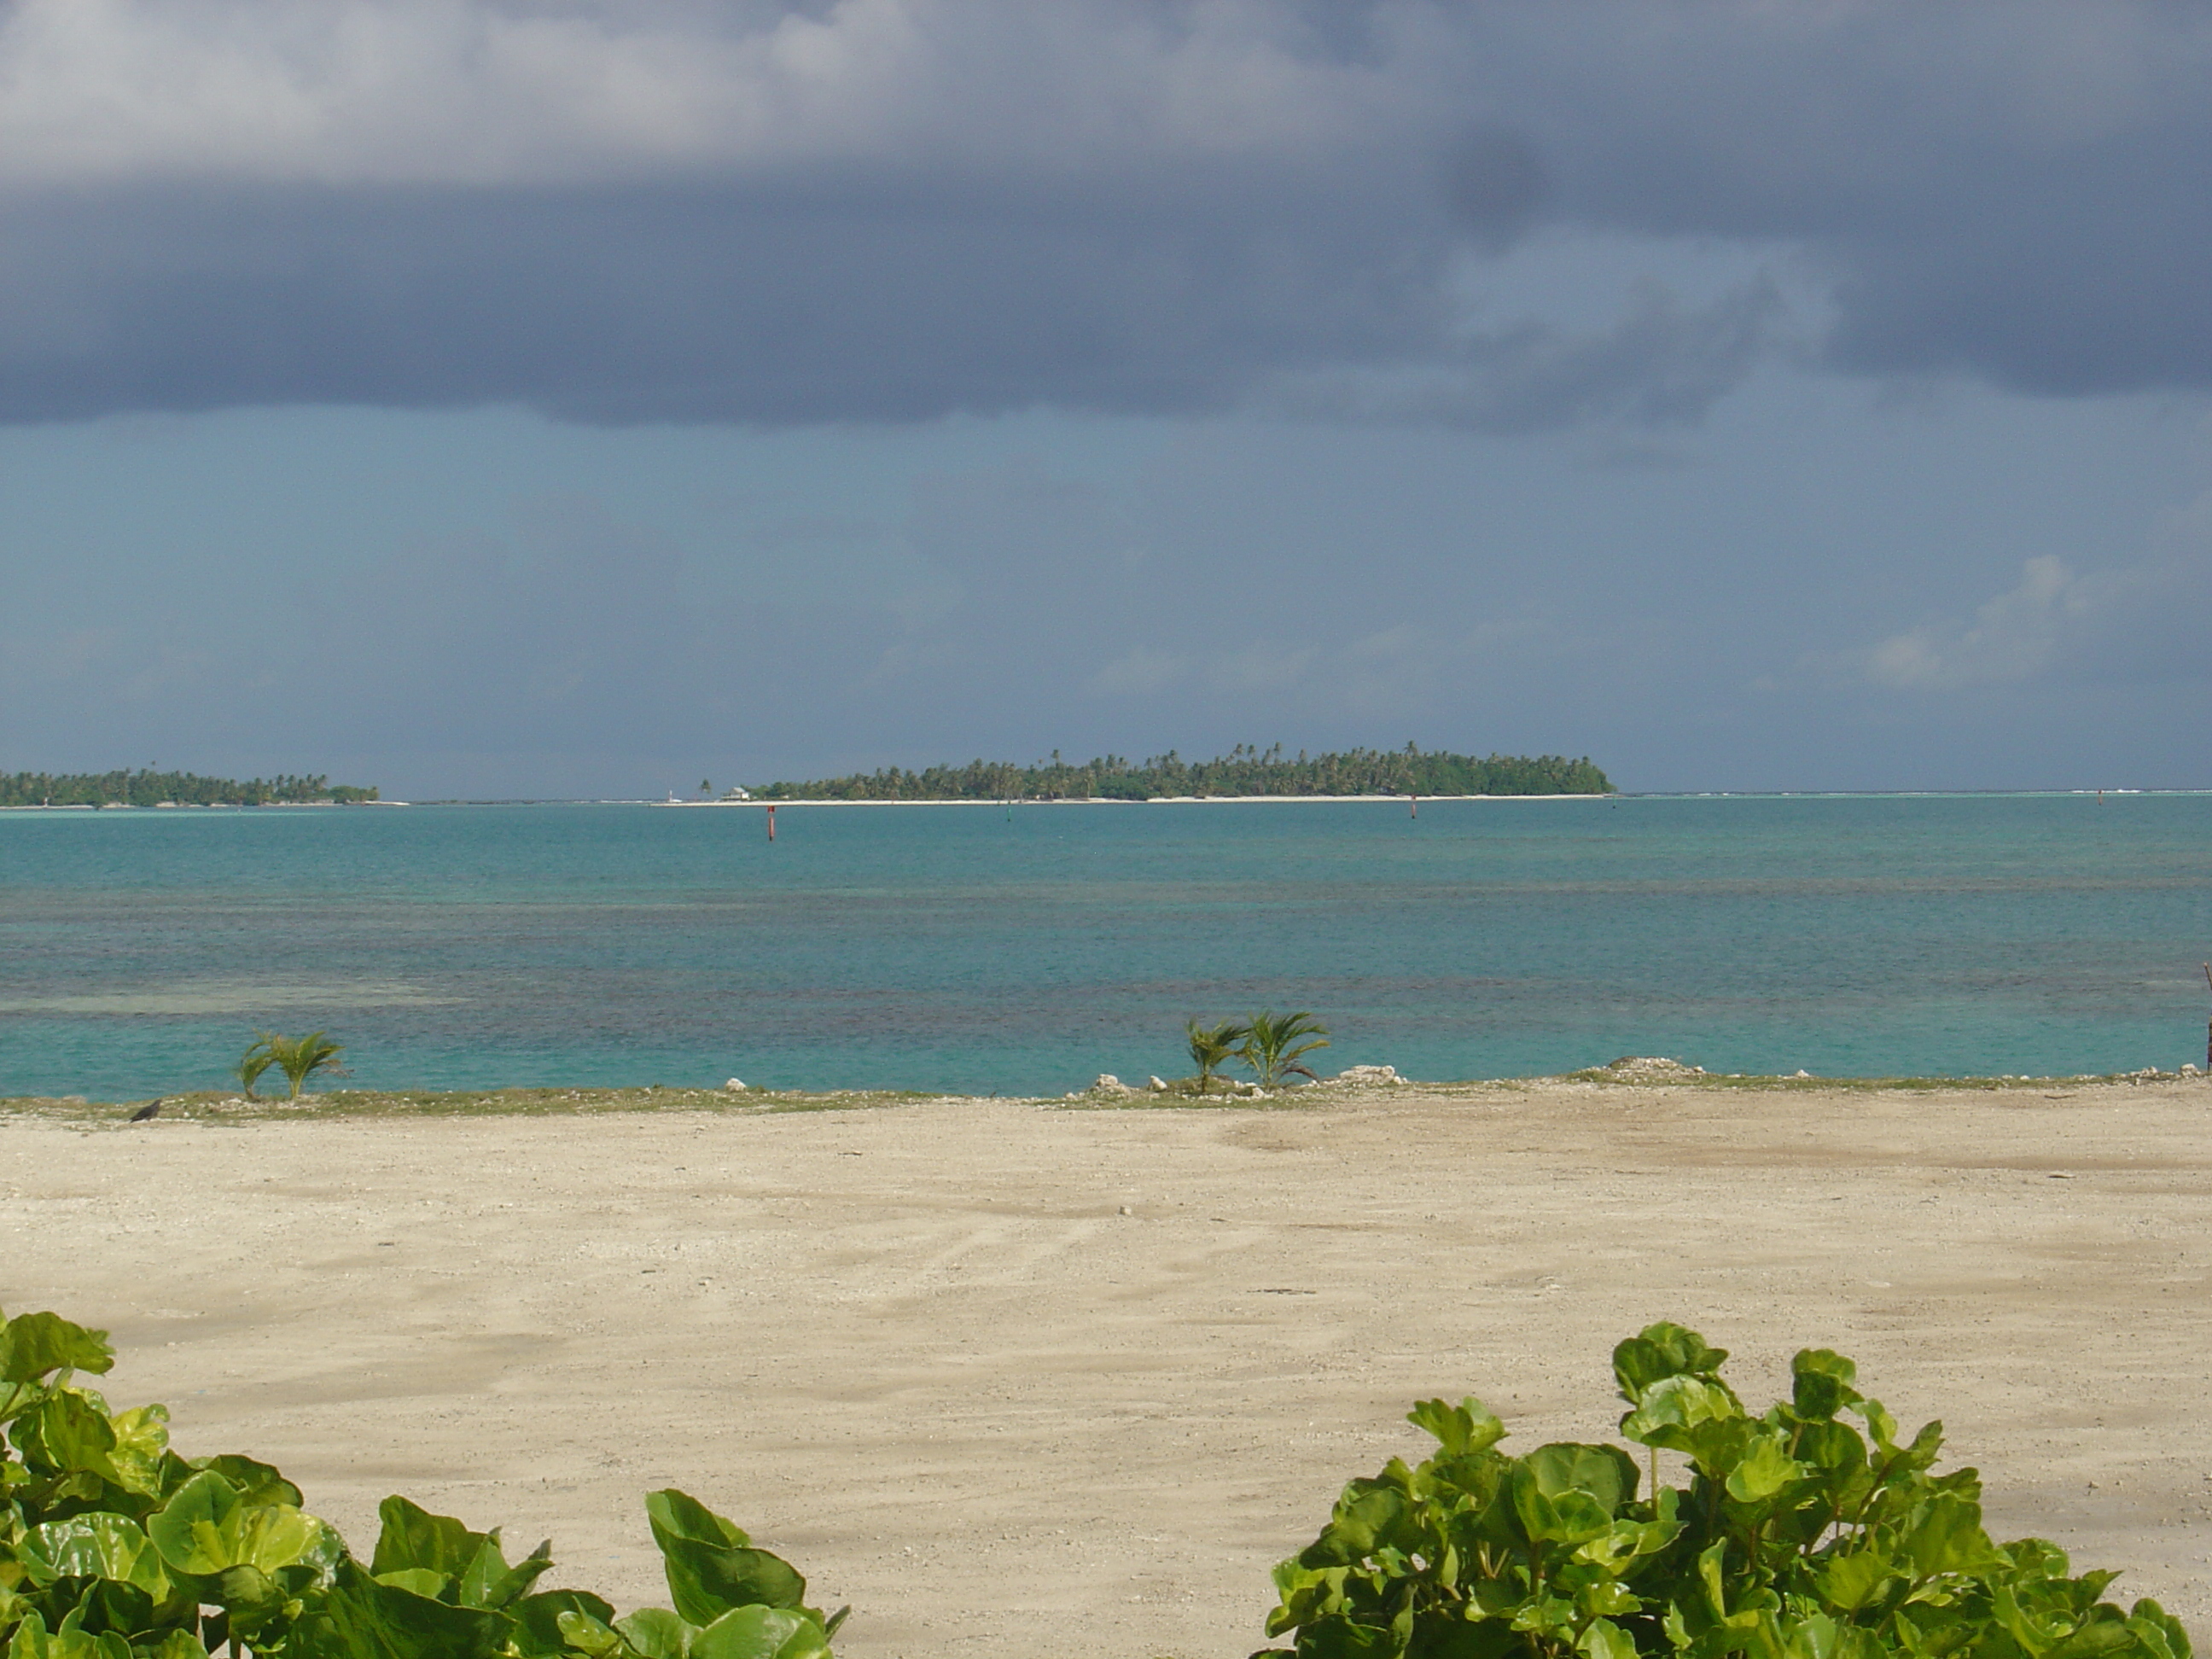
<box><xmin>0</xmin><ymin>769</ymin><xmax>379</xmax><ymax>807</ymax></box>
<box><xmin>1260</xmin><ymin>1319</ymin><xmax>2187</xmax><ymax>1659</ymax></box>
<box><xmin>0</xmin><ymin>1306</ymin><xmax>842</xmax><ymax>1657</ymax></box>
<box><xmin>0</xmin><ymin>1307</ymin><xmax>2182</xmax><ymax>1659</ymax></box>
<box><xmin>757</xmin><ymin>742</ymin><xmax>1612</xmax><ymax>800</ymax></box>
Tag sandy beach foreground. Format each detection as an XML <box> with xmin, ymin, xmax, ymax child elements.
<box><xmin>4</xmin><ymin>1078</ymin><xmax>2209</xmax><ymax>1656</ymax></box>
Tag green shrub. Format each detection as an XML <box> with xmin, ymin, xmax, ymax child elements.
<box><xmin>0</xmin><ymin>1307</ymin><xmax>841</xmax><ymax>1657</ymax></box>
<box><xmin>1258</xmin><ymin>1322</ymin><xmax>2188</xmax><ymax>1659</ymax></box>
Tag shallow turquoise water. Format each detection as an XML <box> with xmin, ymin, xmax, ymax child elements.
<box><xmin>3</xmin><ymin>795</ymin><xmax>2208</xmax><ymax>1100</ymax></box>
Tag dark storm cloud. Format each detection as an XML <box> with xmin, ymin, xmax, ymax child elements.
<box><xmin>4</xmin><ymin>0</ymin><xmax>2211</xmax><ymax>425</ymax></box>
<box><xmin>0</xmin><ymin>173</ymin><xmax>1458</xmax><ymax>423</ymax></box>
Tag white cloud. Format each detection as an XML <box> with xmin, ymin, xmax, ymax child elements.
<box><xmin>1259</xmin><ymin>276</ymin><xmax>1782</xmax><ymax>433</ymax></box>
<box><xmin>1863</xmin><ymin>554</ymin><xmax>2083</xmax><ymax>690</ymax></box>
<box><xmin>1852</xmin><ymin>524</ymin><xmax>2212</xmax><ymax>694</ymax></box>
<box><xmin>0</xmin><ymin>0</ymin><xmax>1425</xmax><ymax>188</ymax></box>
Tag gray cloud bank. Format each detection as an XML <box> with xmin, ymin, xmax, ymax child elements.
<box><xmin>5</xmin><ymin>0</ymin><xmax>2212</xmax><ymax>425</ymax></box>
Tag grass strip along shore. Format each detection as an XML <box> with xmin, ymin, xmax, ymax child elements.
<box><xmin>3</xmin><ymin>1061</ymin><xmax>2202</xmax><ymax>1123</ymax></box>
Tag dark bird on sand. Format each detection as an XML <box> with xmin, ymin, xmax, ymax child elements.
<box><xmin>129</xmin><ymin>1100</ymin><xmax>161</xmax><ymax>1122</ymax></box>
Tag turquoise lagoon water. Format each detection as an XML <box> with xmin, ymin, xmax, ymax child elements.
<box><xmin>2</xmin><ymin>794</ymin><xmax>2209</xmax><ymax>1101</ymax></box>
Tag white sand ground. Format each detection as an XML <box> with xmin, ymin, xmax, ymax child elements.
<box><xmin>4</xmin><ymin>1080</ymin><xmax>2210</xmax><ymax>1658</ymax></box>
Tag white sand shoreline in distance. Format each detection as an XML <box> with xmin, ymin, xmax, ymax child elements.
<box><xmin>6</xmin><ymin>1075</ymin><xmax>2208</xmax><ymax>1658</ymax></box>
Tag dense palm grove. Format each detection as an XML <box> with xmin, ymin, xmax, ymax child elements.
<box><xmin>759</xmin><ymin>744</ymin><xmax>1613</xmax><ymax>800</ymax></box>
<box><xmin>0</xmin><ymin>770</ymin><xmax>380</xmax><ymax>806</ymax></box>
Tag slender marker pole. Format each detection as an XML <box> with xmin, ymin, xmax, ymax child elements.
<box><xmin>1409</xmin><ymin>793</ymin><xmax>1417</xmax><ymax>819</ymax></box>
<box><xmin>766</xmin><ymin>805</ymin><xmax>776</xmax><ymax>842</ymax></box>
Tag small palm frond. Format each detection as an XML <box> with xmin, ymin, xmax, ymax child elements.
<box><xmin>265</xmin><ymin>1030</ymin><xmax>347</xmax><ymax>1101</ymax></box>
<box><xmin>235</xmin><ymin>1034</ymin><xmax>277</xmax><ymax>1100</ymax></box>
<box><xmin>1241</xmin><ymin>1010</ymin><xmax>1331</xmax><ymax>1088</ymax></box>
<box><xmin>1185</xmin><ymin>1018</ymin><xmax>1250</xmax><ymax>1094</ymax></box>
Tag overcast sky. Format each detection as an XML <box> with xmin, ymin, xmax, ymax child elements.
<box><xmin>3</xmin><ymin>0</ymin><xmax>2209</xmax><ymax>795</ymax></box>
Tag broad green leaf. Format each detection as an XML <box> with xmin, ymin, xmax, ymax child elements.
<box><xmin>148</xmin><ymin>1470</ymin><xmax>319</xmax><ymax>1575</ymax></box>
<box><xmin>2047</xmin><ymin>1616</ymin><xmax>2152</xmax><ymax>1659</ymax></box>
<box><xmin>647</xmin><ymin>1490</ymin><xmax>751</xmax><ymax>1551</ymax></box>
<box><xmin>509</xmin><ymin>1601</ymin><xmax>623</xmax><ymax>1659</ymax></box>
<box><xmin>1408</xmin><ymin>1398</ymin><xmax>1506</xmax><ymax>1458</ymax></box>
<box><xmin>617</xmin><ymin>1607</ymin><xmax>696</xmax><ymax>1658</ymax></box>
<box><xmin>1622</xmin><ymin>1376</ymin><xmax>1742</xmax><ymax>1450</ymax></box>
<box><xmin>1723</xmin><ymin>1433</ymin><xmax>1807</xmax><ymax>1504</ymax></box>
<box><xmin>375</xmin><ymin>1568</ymin><xmax>451</xmax><ymax>1600</ymax></box>
<box><xmin>1419</xmin><ymin>1450</ymin><xmax>1505</xmax><ymax>1511</ymax></box>
<box><xmin>213</xmin><ymin>1561</ymin><xmax>294</xmax><ymax>1635</ymax></box>
<box><xmin>12</xmin><ymin>1390</ymin><xmax>119</xmax><ymax>1480</ymax></box>
<box><xmin>0</xmin><ymin>1313</ymin><xmax>115</xmax><ymax>1386</ymax></box>
<box><xmin>72</xmin><ymin>1578</ymin><xmax>158</xmax><ymax>1642</ymax></box>
<box><xmin>191</xmin><ymin>1452</ymin><xmax>303</xmax><ymax>1509</ymax></box>
<box><xmin>1576</xmin><ymin>1581</ymin><xmax>1641</xmax><ymax>1621</ymax></box>
<box><xmin>1519</xmin><ymin>1443</ymin><xmax>1639</xmax><ymax>1513</ymax></box>
<box><xmin>145</xmin><ymin>1470</ymin><xmax>243</xmax><ymax>1571</ymax></box>
<box><xmin>1792</xmin><ymin>1420</ymin><xmax>1871</xmax><ymax>1483</ymax></box>
<box><xmin>1895</xmin><ymin>1420</ymin><xmax>1947</xmax><ymax>1478</ymax></box>
<box><xmin>513</xmin><ymin>1590</ymin><xmax>621</xmax><ymax>1658</ymax></box>
<box><xmin>658</xmin><ymin>1538</ymin><xmax>808</xmax><ymax>1628</ymax></box>
<box><xmin>451</xmin><ymin>1532</ymin><xmax>510</xmax><ymax>1605</ymax></box>
<box><xmin>1782</xmin><ymin>1611</ymin><xmax>1843</xmax><ymax>1659</ymax></box>
<box><xmin>1285</xmin><ymin>1615</ymin><xmax>1401</xmax><ymax>1659</ymax></box>
<box><xmin>1697</xmin><ymin>1540</ymin><xmax>1731</xmax><ymax>1620</ymax></box>
<box><xmin>1574</xmin><ymin>1516</ymin><xmax>1681</xmax><ymax>1574</ymax></box>
<box><xmin>1511</xmin><ymin>1464</ymin><xmax>1615</xmax><ymax>1548</ymax></box>
<box><xmin>690</xmin><ymin>1605</ymin><xmax>829</xmax><ymax>1659</ymax></box>
<box><xmin>1819</xmin><ymin>1551</ymin><xmax>1901</xmax><ymax>1613</ymax></box>
<box><xmin>1510</xmin><ymin>1591</ymin><xmax>1580</xmax><ymax>1639</ymax></box>
<box><xmin>1302</xmin><ymin>1482</ymin><xmax>1412</xmax><ymax>1566</ymax></box>
<box><xmin>1579</xmin><ymin>1619</ymin><xmax>1639</xmax><ymax>1659</ymax></box>
<box><xmin>130</xmin><ymin>1633</ymin><xmax>208</xmax><ymax>1659</ymax></box>
<box><xmin>102</xmin><ymin>1405</ymin><xmax>169</xmax><ymax>1497</ymax></box>
<box><xmin>2125</xmin><ymin>1600</ymin><xmax>2192</xmax><ymax>1659</ymax></box>
<box><xmin>1613</xmin><ymin>1323</ymin><xmax>1731</xmax><ymax>1402</ymax></box>
<box><xmin>17</xmin><ymin>1514</ymin><xmax>171</xmax><ymax>1595</ymax></box>
<box><xmin>1901</xmin><ymin>1494</ymin><xmax>1998</xmax><ymax>1579</ymax></box>
<box><xmin>0</xmin><ymin>1613</ymin><xmax>131</xmax><ymax>1659</ymax></box>
<box><xmin>555</xmin><ymin>1609</ymin><xmax>637</xmax><ymax>1659</ymax></box>
<box><xmin>2005</xmin><ymin>1539</ymin><xmax>2075</xmax><ymax>1582</ymax></box>
<box><xmin>372</xmin><ymin>1494</ymin><xmax>483</xmax><ymax>1580</ymax></box>
<box><xmin>283</xmin><ymin>1561</ymin><xmax>513</xmax><ymax>1659</ymax></box>
<box><xmin>464</xmin><ymin>1534</ymin><xmax>553</xmax><ymax>1610</ymax></box>
<box><xmin>1791</xmin><ymin>1351</ymin><xmax>1861</xmax><ymax>1422</ymax></box>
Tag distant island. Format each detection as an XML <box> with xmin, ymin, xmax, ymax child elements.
<box><xmin>0</xmin><ymin>769</ymin><xmax>381</xmax><ymax>807</ymax></box>
<box><xmin>755</xmin><ymin>744</ymin><xmax>1612</xmax><ymax>801</ymax></box>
